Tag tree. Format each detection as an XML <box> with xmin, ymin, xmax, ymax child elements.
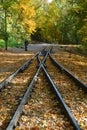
<box><xmin>0</xmin><ymin>0</ymin><xmax>15</xmax><ymax>50</ymax></box>
<box><xmin>9</xmin><ymin>0</ymin><xmax>36</xmax><ymax>43</ymax></box>
<box><xmin>74</xmin><ymin>0</ymin><xmax>87</xmax><ymax>47</ymax></box>
<box><xmin>32</xmin><ymin>0</ymin><xmax>61</xmax><ymax>43</ymax></box>
<box><xmin>55</xmin><ymin>0</ymin><xmax>87</xmax><ymax>45</ymax></box>
<box><xmin>0</xmin><ymin>0</ymin><xmax>37</xmax><ymax>49</ymax></box>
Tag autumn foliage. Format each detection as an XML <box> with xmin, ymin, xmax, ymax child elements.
<box><xmin>0</xmin><ymin>0</ymin><xmax>87</xmax><ymax>49</ymax></box>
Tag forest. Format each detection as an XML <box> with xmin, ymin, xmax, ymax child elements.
<box><xmin>0</xmin><ymin>0</ymin><xmax>87</xmax><ymax>50</ymax></box>
<box><xmin>0</xmin><ymin>1</ymin><xmax>87</xmax><ymax>129</ymax></box>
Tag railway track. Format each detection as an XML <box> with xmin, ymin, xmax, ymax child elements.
<box><xmin>46</xmin><ymin>55</ymin><xmax>87</xmax><ymax>130</ymax></box>
<box><xmin>0</xmin><ymin>52</ymin><xmax>38</xmax><ymax>90</ymax></box>
<box><xmin>14</xmin><ymin>69</ymin><xmax>74</xmax><ymax>130</ymax></box>
<box><xmin>0</xmin><ymin>51</ymin><xmax>40</xmax><ymax>129</ymax></box>
<box><xmin>0</xmin><ymin>52</ymin><xmax>34</xmax><ymax>83</ymax></box>
<box><xmin>51</xmin><ymin>50</ymin><xmax>87</xmax><ymax>85</ymax></box>
<box><xmin>0</xmin><ymin>48</ymin><xmax>86</xmax><ymax>130</ymax></box>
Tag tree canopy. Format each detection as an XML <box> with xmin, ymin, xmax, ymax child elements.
<box><xmin>0</xmin><ymin>0</ymin><xmax>87</xmax><ymax>49</ymax></box>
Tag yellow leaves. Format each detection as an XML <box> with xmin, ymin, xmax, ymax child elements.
<box><xmin>15</xmin><ymin>128</ymin><xmax>20</xmax><ymax>130</ymax></box>
<box><xmin>19</xmin><ymin>4</ymin><xmax>35</xmax><ymax>17</ymax></box>
<box><xmin>11</xmin><ymin>0</ymin><xmax>36</xmax><ymax>36</ymax></box>
<box><xmin>20</xmin><ymin>4</ymin><xmax>26</xmax><ymax>11</ymax></box>
<box><xmin>28</xmin><ymin>20</ymin><xmax>36</xmax><ymax>32</ymax></box>
<box><xmin>31</xmin><ymin>126</ymin><xmax>39</xmax><ymax>130</ymax></box>
<box><xmin>15</xmin><ymin>126</ymin><xmax>30</xmax><ymax>130</ymax></box>
<box><xmin>23</xmin><ymin>19</ymin><xmax>36</xmax><ymax>33</ymax></box>
<box><xmin>17</xmin><ymin>0</ymin><xmax>36</xmax><ymax>17</ymax></box>
<box><xmin>0</xmin><ymin>106</ymin><xmax>6</xmax><ymax>112</ymax></box>
<box><xmin>27</xmin><ymin>6</ymin><xmax>36</xmax><ymax>18</ymax></box>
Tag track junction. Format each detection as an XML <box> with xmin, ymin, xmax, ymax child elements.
<box><xmin>0</xmin><ymin>47</ymin><xmax>87</xmax><ymax>130</ymax></box>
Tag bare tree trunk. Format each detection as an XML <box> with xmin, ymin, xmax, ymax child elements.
<box><xmin>5</xmin><ymin>9</ymin><xmax>8</xmax><ymax>50</ymax></box>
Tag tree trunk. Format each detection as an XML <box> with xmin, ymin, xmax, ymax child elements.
<box><xmin>5</xmin><ymin>9</ymin><xmax>8</xmax><ymax>50</ymax></box>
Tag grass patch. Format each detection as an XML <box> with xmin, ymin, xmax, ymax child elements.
<box><xmin>0</xmin><ymin>38</ymin><xmax>23</xmax><ymax>48</ymax></box>
<box><xmin>8</xmin><ymin>37</ymin><xmax>23</xmax><ymax>47</ymax></box>
<box><xmin>0</xmin><ymin>39</ymin><xmax>5</xmax><ymax>48</ymax></box>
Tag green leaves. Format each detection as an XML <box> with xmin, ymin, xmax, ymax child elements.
<box><xmin>0</xmin><ymin>0</ymin><xmax>87</xmax><ymax>49</ymax></box>
<box><xmin>1</xmin><ymin>0</ymin><xmax>14</xmax><ymax>9</ymax></box>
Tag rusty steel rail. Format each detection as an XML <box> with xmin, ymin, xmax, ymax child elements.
<box><xmin>0</xmin><ymin>51</ymin><xmax>41</xmax><ymax>91</ymax></box>
<box><xmin>5</xmin><ymin>48</ymin><xmax>81</xmax><ymax>130</ymax></box>
<box><xmin>38</xmin><ymin>50</ymin><xmax>81</xmax><ymax>130</ymax></box>
<box><xmin>49</xmin><ymin>55</ymin><xmax>87</xmax><ymax>92</ymax></box>
<box><xmin>42</xmin><ymin>64</ymin><xmax>81</xmax><ymax>130</ymax></box>
<box><xmin>6</xmin><ymin>49</ymin><xmax>50</xmax><ymax>130</ymax></box>
<box><xmin>6</xmin><ymin>64</ymin><xmax>42</xmax><ymax>130</ymax></box>
<box><xmin>37</xmin><ymin>47</ymin><xmax>52</xmax><ymax>67</ymax></box>
<box><xmin>0</xmin><ymin>54</ymin><xmax>36</xmax><ymax>90</ymax></box>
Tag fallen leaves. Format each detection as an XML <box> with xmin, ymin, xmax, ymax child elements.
<box><xmin>0</xmin><ymin>57</ymin><xmax>38</xmax><ymax>129</ymax></box>
<box><xmin>0</xmin><ymin>51</ymin><xmax>34</xmax><ymax>82</ymax></box>
<box><xmin>46</xmin><ymin>56</ymin><xmax>87</xmax><ymax>130</ymax></box>
<box><xmin>0</xmin><ymin>49</ymin><xmax>87</xmax><ymax>129</ymax></box>
<box><xmin>15</xmin><ymin>70</ymin><xmax>73</xmax><ymax>130</ymax></box>
<box><xmin>0</xmin><ymin>106</ymin><xmax>6</xmax><ymax>112</ymax></box>
<box><xmin>52</xmin><ymin>51</ymin><xmax>87</xmax><ymax>84</ymax></box>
